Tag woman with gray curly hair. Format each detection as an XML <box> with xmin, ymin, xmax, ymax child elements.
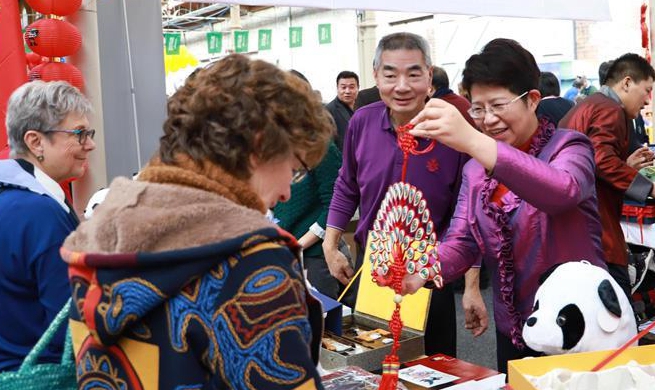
<box><xmin>62</xmin><ymin>54</ymin><xmax>334</xmax><ymax>389</ymax></box>
<box><xmin>0</xmin><ymin>80</ymin><xmax>95</xmax><ymax>371</ymax></box>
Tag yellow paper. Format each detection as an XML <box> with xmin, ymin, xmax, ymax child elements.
<box><xmin>355</xmin><ymin>232</ymin><xmax>431</xmax><ymax>331</ymax></box>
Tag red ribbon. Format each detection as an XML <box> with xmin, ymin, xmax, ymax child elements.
<box><xmin>622</xmin><ymin>204</ymin><xmax>655</xmax><ymax>244</ymax></box>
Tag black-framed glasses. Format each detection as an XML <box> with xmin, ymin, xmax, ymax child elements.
<box><xmin>44</xmin><ymin>129</ymin><xmax>96</xmax><ymax>145</ymax></box>
<box><xmin>467</xmin><ymin>91</ymin><xmax>529</xmax><ymax>119</ymax></box>
<box><xmin>292</xmin><ymin>153</ymin><xmax>310</xmax><ymax>184</ymax></box>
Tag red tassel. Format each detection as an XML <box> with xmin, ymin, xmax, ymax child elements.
<box><xmin>379</xmin><ymin>356</ymin><xmax>400</xmax><ymax>389</ymax></box>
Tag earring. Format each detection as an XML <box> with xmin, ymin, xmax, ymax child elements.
<box><xmin>36</xmin><ymin>155</ymin><xmax>44</xmax><ymax>162</ymax></box>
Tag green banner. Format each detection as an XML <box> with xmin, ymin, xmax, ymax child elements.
<box><xmin>289</xmin><ymin>27</ymin><xmax>302</xmax><ymax>48</ymax></box>
<box><xmin>164</xmin><ymin>33</ymin><xmax>181</xmax><ymax>55</ymax></box>
<box><xmin>234</xmin><ymin>30</ymin><xmax>249</xmax><ymax>53</ymax></box>
<box><xmin>318</xmin><ymin>24</ymin><xmax>331</xmax><ymax>44</ymax></box>
<box><xmin>258</xmin><ymin>29</ymin><xmax>272</xmax><ymax>51</ymax></box>
<box><xmin>206</xmin><ymin>32</ymin><xmax>223</xmax><ymax>54</ymax></box>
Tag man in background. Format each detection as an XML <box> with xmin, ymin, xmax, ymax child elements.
<box><xmin>537</xmin><ymin>71</ymin><xmax>574</xmax><ymax>125</ymax></box>
<box><xmin>326</xmin><ymin>71</ymin><xmax>359</xmax><ymax>151</ymax></box>
<box><xmin>560</xmin><ymin>53</ymin><xmax>655</xmax><ymax>298</ymax></box>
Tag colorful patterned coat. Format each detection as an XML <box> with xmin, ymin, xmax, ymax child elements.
<box><xmin>62</xmin><ymin>177</ymin><xmax>323</xmax><ymax>390</ymax></box>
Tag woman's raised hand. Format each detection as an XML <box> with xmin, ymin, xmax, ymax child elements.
<box><xmin>408</xmin><ymin>98</ymin><xmax>480</xmax><ymax>154</ymax></box>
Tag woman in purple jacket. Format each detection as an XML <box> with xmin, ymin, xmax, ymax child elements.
<box><xmin>405</xmin><ymin>38</ymin><xmax>607</xmax><ymax>373</ymax></box>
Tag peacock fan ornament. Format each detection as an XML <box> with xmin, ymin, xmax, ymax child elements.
<box><xmin>368</xmin><ymin>123</ymin><xmax>444</xmax><ymax>389</ymax></box>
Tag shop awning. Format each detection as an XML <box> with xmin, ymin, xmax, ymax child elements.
<box><xmin>200</xmin><ymin>0</ymin><xmax>610</xmax><ymax>21</ymax></box>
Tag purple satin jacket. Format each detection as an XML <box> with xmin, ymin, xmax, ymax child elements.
<box><xmin>439</xmin><ymin>129</ymin><xmax>606</xmax><ymax>340</ymax></box>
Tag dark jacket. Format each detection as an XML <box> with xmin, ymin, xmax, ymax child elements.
<box><xmin>325</xmin><ymin>97</ymin><xmax>353</xmax><ymax>151</ymax></box>
<box><xmin>0</xmin><ymin>159</ymin><xmax>77</xmax><ymax>371</ymax></box>
<box><xmin>537</xmin><ymin>96</ymin><xmax>575</xmax><ymax>126</ymax></box>
<box><xmin>274</xmin><ymin>142</ymin><xmax>342</xmax><ymax>257</ymax></box>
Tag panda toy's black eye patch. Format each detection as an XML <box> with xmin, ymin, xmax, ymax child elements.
<box><xmin>557</xmin><ymin>304</ymin><xmax>585</xmax><ymax>350</ymax></box>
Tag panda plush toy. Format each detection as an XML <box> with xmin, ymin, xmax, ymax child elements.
<box><xmin>522</xmin><ymin>261</ymin><xmax>637</xmax><ymax>355</ymax></box>
<box><xmin>83</xmin><ymin>187</ymin><xmax>109</xmax><ymax>219</ymax></box>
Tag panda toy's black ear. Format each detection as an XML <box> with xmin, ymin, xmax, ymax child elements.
<box><xmin>538</xmin><ymin>263</ymin><xmax>566</xmax><ymax>286</ymax></box>
<box><xmin>598</xmin><ymin>279</ymin><xmax>622</xmax><ymax>317</ymax></box>
<box><xmin>597</xmin><ymin>279</ymin><xmax>622</xmax><ymax>333</ymax></box>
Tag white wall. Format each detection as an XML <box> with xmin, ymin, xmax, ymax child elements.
<box><xmin>179</xmin><ymin>7</ymin><xmax>360</xmax><ymax>102</ymax></box>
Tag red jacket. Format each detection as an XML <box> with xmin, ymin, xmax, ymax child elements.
<box><xmin>559</xmin><ymin>92</ymin><xmax>652</xmax><ymax>266</ymax></box>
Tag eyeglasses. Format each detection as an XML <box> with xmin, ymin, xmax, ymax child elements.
<box><xmin>467</xmin><ymin>91</ymin><xmax>529</xmax><ymax>119</ymax></box>
<box><xmin>44</xmin><ymin>129</ymin><xmax>96</xmax><ymax>145</ymax></box>
<box><xmin>292</xmin><ymin>153</ymin><xmax>310</xmax><ymax>184</ymax></box>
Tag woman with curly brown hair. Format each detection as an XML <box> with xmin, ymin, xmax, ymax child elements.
<box><xmin>61</xmin><ymin>54</ymin><xmax>334</xmax><ymax>389</ymax></box>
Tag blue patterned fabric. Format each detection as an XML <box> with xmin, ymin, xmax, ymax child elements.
<box><xmin>66</xmin><ymin>228</ymin><xmax>323</xmax><ymax>390</ymax></box>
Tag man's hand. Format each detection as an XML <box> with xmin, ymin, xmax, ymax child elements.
<box><xmin>324</xmin><ymin>246</ymin><xmax>354</xmax><ymax>285</ymax></box>
<box><xmin>627</xmin><ymin>145</ymin><xmax>654</xmax><ymax>170</ymax></box>
<box><xmin>462</xmin><ymin>287</ymin><xmax>489</xmax><ymax>337</ymax></box>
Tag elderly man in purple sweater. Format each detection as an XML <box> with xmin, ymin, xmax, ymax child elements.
<box><xmin>323</xmin><ymin>32</ymin><xmax>488</xmax><ymax>357</ymax></box>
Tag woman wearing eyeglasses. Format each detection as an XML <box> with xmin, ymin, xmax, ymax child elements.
<box><xmin>60</xmin><ymin>54</ymin><xmax>334</xmax><ymax>389</ymax></box>
<box><xmin>402</xmin><ymin>38</ymin><xmax>607</xmax><ymax>373</ymax></box>
<box><xmin>0</xmin><ymin>80</ymin><xmax>95</xmax><ymax>371</ymax></box>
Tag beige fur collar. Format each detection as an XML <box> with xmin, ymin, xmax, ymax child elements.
<box><xmin>137</xmin><ymin>154</ymin><xmax>266</xmax><ymax>214</ymax></box>
<box><xmin>64</xmin><ymin>176</ymin><xmax>274</xmax><ymax>254</ymax></box>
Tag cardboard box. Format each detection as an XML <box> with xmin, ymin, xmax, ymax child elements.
<box><xmin>508</xmin><ymin>344</ymin><xmax>655</xmax><ymax>390</ymax></box>
<box><xmin>319</xmin><ymin>231</ymin><xmax>430</xmax><ymax>371</ymax></box>
<box><xmin>319</xmin><ymin>311</ymin><xmax>425</xmax><ymax>372</ymax></box>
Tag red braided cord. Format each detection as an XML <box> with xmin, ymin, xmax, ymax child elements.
<box><xmin>397</xmin><ymin>123</ymin><xmax>436</xmax><ymax>181</ymax></box>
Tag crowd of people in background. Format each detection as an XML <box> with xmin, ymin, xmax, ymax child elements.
<box><xmin>2</xmin><ymin>28</ymin><xmax>655</xmax><ymax>389</ymax></box>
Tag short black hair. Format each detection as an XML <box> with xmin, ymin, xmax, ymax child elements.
<box><xmin>462</xmin><ymin>38</ymin><xmax>539</xmax><ymax>97</ymax></box>
<box><xmin>431</xmin><ymin>66</ymin><xmax>449</xmax><ymax>90</ymax></box>
<box><xmin>598</xmin><ymin>60</ymin><xmax>614</xmax><ymax>85</ymax></box>
<box><xmin>538</xmin><ymin>71</ymin><xmax>561</xmax><ymax>97</ymax></box>
<box><xmin>605</xmin><ymin>53</ymin><xmax>655</xmax><ymax>85</ymax></box>
<box><xmin>336</xmin><ymin>71</ymin><xmax>359</xmax><ymax>86</ymax></box>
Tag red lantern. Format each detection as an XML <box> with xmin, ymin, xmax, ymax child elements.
<box><xmin>24</xmin><ymin>19</ymin><xmax>82</xmax><ymax>58</ymax></box>
<box><xmin>25</xmin><ymin>52</ymin><xmax>47</xmax><ymax>70</ymax></box>
<box><xmin>25</xmin><ymin>0</ymin><xmax>83</xmax><ymax>17</ymax></box>
<box><xmin>29</xmin><ymin>62</ymin><xmax>84</xmax><ymax>90</ymax></box>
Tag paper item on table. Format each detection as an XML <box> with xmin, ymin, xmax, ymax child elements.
<box><xmin>321</xmin><ymin>365</ymin><xmax>410</xmax><ymax>390</ymax></box>
<box><xmin>444</xmin><ymin>373</ymin><xmax>506</xmax><ymax>390</ymax></box>
<box><xmin>399</xmin><ymin>364</ymin><xmax>459</xmax><ymax>388</ymax></box>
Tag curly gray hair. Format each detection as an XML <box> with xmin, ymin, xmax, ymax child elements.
<box><xmin>6</xmin><ymin>81</ymin><xmax>92</xmax><ymax>157</ymax></box>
